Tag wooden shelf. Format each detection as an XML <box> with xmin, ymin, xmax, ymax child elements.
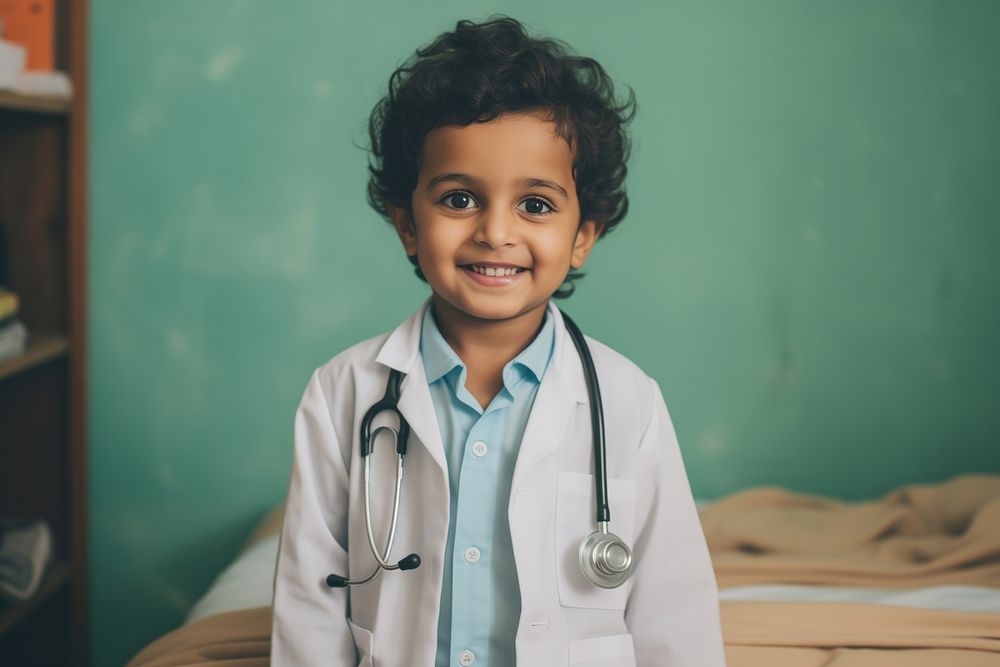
<box><xmin>0</xmin><ymin>335</ymin><xmax>70</xmax><ymax>382</ymax></box>
<box><xmin>0</xmin><ymin>90</ymin><xmax>71</xmax><ymax>115</ymax></box>
<box><xmin>0</xmin><ymin>560</ymin><xmax>71</xmax><ymax>637</ymax></box>
<box><xmin>0</xmin><ymin>2</ymin><xmax>89</xmax><ymax>663</ymax></box>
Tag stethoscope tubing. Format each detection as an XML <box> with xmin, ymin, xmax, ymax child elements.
<box><xmin>560</xmin><ymin>311</ymin><xmax>611</xmax><ymax>525</ymax></box>
<box><xmin>363</xmin><ymin>428</ymin><xmax>404</xmax><ymax>570</ymax></box>
<box><xmin>328</xmin><ymin>375</ymin><xmax>415</xmax><ymax>588</ymax></box>
<box><xmin>327</xmin><ymin>307</ymin><xmax>632</xmax><ymax>589</ymax></box>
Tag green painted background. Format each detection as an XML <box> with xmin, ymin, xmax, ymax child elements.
<box><xmin>89</xmin><ymin>1</ymin><xmax>1000</xmax><ymax>665</ymax></box>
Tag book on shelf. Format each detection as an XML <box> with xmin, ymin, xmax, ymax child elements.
<box><xmin>0</xmin><ymin>288</ymin><xmax>27</xmax><ymax>362</ymax></box>
<box><xmin>0</xmin><ymin>0</ymin><xmax>54</xmax><ymax>71</ymax></box>
<box><xmin>0</xmin><ymin>287</ymin><xmax>17</xmax><ymax>320</ymax></box>
<box><xmin>0</xmin><ymin>230</ymin><xmax>25</xmax><ymax>363</ymax></box>
<box><xmin>0</xmin><ymin>0</ymin><xmax>71</xmax><ymax>100</ymax></box>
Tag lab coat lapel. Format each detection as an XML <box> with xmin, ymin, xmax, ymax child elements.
<box><xmin>511</xmin><ymin>301</ymin><xmax>588</xmax><ymax>492</ymax></box>
<box><xmin>374</xmin><ymin>297</ymin><xmax>448</xmax><ymax>478</ymax></box>
<box><xmin>374</xmin><ymin>298</ymin><xmax>589</xmax><ymax>490</ymax></box>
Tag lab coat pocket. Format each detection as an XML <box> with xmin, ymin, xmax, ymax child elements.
<box><xmin>568</xmin><ymin>633</ymin><xmax>636</xmax><ymax>666</ymax></box>
<box><xmin>347</xmin><ymin>617</ymin><xmax>374</xmax><ymax>667</ymax></box>
<box><xmin>555</xmin><ymin>472</ymin><xmax>637</xmax><ymax>610</ymax></box>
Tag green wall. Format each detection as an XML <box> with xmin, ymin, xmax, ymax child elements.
<box><xmin>89</xmin><ymin>1</ymin><xmax>1000</xmax><ymax>665</ymax></box>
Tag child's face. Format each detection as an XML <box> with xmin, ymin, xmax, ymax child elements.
<box><xmin>389</xmin><ymin>111</ymin><xmax>602</xmax><ymax>323</ymax></box>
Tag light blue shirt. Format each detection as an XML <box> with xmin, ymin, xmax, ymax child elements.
<box><xmin>421</xmin><ymin>301</ymin><xmax>555</xmax><ymax>667</ymax></box>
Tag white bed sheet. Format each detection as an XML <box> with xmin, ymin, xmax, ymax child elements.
<box><xmin>718</xmin><ymin>584</ymin><xmax>1000</xmax><ymax>613</ymax></box>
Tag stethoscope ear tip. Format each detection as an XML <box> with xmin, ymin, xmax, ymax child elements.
<box><xmin>398</xmin><ymin>553</ymin><xmax>421</xmax><ymax>571</ymax></box>
<box><xmin>326</xmin><ymin>573</ymin><xmax>349</xmax><ymax>588</ymax></box>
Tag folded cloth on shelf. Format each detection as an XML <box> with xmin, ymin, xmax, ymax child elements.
<box><xmin>701</xmin><ymin>473</ymin><xmax>1000</xmax><ymax>589</ymax></box>
<box><xmin>0</xmin><ymin>518</ymin><xmax>52</xmax><ymax>603</ymax></box>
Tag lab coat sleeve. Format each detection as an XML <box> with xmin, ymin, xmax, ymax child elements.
<box><xmin>271</xmin><ymin>369</ymin><xmax>357</xmax><ymax>665</ymax></box>
<box><xmin>625</xmin><ymin>375</ymin><xmax>726</xmax><ymax>666</ymax></box>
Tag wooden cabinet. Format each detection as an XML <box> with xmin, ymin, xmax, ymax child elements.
<box><xmin>0</xmin><ymin>1</ymin><xmax>89</xmax><ymax>664</ymax></box>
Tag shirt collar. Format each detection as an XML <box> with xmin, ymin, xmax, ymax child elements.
<box><xmin>420</xmin><ymin>301</ymin><xmax>555</xmax><ymax>387</ymax></box>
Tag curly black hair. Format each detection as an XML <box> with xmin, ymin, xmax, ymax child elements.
<box><xmin>365</xmin><ymin>15</ymin><xmax>637</xmax><ymax>298</ymax></box>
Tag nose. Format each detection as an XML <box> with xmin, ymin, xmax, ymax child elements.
<box><xmin>472</xmin><ymin>204</ymin><xmax>516</xmax><ymax>248</ymax></box>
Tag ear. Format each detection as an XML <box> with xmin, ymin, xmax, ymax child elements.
<box><xmin>387</xmin><ymin>203</ymin><xmax>418</xmax><ymax>257</ymax></box>
<box><xmin>570</xmin><ymin>219</ymin><xmax>604</xmax><ymax>269</ymax></box>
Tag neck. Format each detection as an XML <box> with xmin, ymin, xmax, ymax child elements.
<box><xmin>429</xmin><ymin>294</ymin><xmax>548</xmax><ymax>372</ymax></box>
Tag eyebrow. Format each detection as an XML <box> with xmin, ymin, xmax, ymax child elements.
<box><xmin>426</xmin><ymin>172</ymin><xmax>569</xmax><ymax>199</ymax></box>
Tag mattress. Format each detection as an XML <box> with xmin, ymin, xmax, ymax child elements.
<box><xmin>128</xmin><ymin>474</ymin><xmax>1000</xmax><ymax>666</ymax></box>
<box><xmin>184</xmin><ymin>533</ymin><xmax>1000</xmax><ymax>626</ymax></box>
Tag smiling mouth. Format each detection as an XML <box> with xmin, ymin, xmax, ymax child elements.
<box><xmin>460</xmin><ymin>264</ymin><xmax>529</xmax><ymax>277</ymax></box>
<box><xmin>459</xmin><ymin>265</ymin><xmax>530</xmax><ymax>287</ymax></box>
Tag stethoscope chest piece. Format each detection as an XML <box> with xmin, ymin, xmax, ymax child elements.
<box><xmin>579</xmin><ymin>527</ymin><xmax>633</xmax><ymax>589</ymax></box>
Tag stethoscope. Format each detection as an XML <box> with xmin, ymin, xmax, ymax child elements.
<box><xmin>326</xmin><ymin>309</ymin><xmax>633</xmax><ymax>590</ymax></box>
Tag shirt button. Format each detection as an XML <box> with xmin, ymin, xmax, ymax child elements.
<box><xmin>471</xmin><ymin>441</ymin><xmax>488</xmax><ymax>457</ymax></box>
<box><xmin>464</xmin><ymin>546</ymin><xmax>481</xmax><ymax>563</ymax></box>
<box><xmin>459</xmin><ymin>649</ymin><xmax>476</xmax><ymax>666</ymax></box>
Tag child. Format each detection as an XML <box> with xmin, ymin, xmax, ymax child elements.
<box><xmin>271</xmin><ymin>16</ymin><xmax>725</xmax><ymax>667</ymax></box>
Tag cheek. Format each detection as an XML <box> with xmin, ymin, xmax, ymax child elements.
<box><xmin>532</xmin><ymin>227</ymin><xmax>578</xmax><ymax>264</ymax></box>
<box><xmin>418</xmin><ymin>224</ymin><xmax>455</xmax><ymax>255</ymax></box>
<box><xmin>414</xmin><ymin>220</ymin><xmax>466</xmax><ymax>269</ymax></box>
<box><xmin>408</xmin><ymin>203</ymin><xmax>441</xmax><ymax>253</ymax></box>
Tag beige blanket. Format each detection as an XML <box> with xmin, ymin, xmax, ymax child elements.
<box><xmin>128</xmin><ymin>474</ymin><xmax>1000</xmax><ymax>666</ymax></box>
<box><xmin>702</xmin><ymin>473</ymin><xmax>1000</xmax><ymax>589</ymax></box>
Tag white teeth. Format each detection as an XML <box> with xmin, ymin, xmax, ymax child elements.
<box><xmin>469</xmin><ymin>265</ymin><xmax>521</xmax><ymax>276</ymax></box>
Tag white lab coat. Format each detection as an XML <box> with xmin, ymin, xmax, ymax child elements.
<box><xmin>271</xmin><ymin>296</ymin><xmax>726</xmax><ymax>667</ymax></box>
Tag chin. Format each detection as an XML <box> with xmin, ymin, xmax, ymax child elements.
<box><xmin>446</xmin><ymin>296</ymin><xmax>524</xmax><ymax>319</ymax></box>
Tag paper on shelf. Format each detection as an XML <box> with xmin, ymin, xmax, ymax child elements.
<box><xmin>0</xmin><ymin>36</ymin><xmax>71</xmax><ymax>100</ymax></box>
<box><xmin>0</xmin><ymin>37</ymin><xmax>25</xmax><ymax>88</ymax></box>
<box><xmin>15</xmin><ymin>69</ymin><xmax>71</xmax><ymax>99</ymax></box>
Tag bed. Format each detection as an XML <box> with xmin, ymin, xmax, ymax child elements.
<box><xmin>126</xmin><ymin>474</ymin><xmax>1000</xmax><ymax>666</ymax></box>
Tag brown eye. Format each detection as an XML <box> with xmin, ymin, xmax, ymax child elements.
<box><xmin>443</xmin><ymin>192</ymin><xmax>477</xmax><ymax>210</ymax></box>
<box><xmin>518</xmin><ymin>197</ymin><xmax>554</xmax><ymax>216</ymax></box>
